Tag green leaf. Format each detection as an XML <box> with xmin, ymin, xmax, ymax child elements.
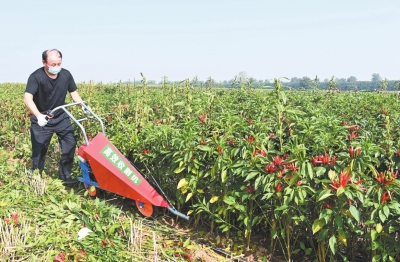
<box><xmin>317</xmin><ymin>189</ymin><xmax>333</xmax><ymax>202</ymax></box>
<box><xmin>383</xmin><ymin>205</ymin><xmax>390</xmax><ymax>218</ymax></box>
<box><xmin>221</xmin><ymin>169</ymin><xmax>228</xmax><ymax>183</ymax></box>
<box><xmin>334</xmin><ymin>215</ymin><xmax>343</xmax><ymax>228</ymax></box>
<box><xmin>94</xmin><ymin>222</ymin><xmax>102</xmax><ymax>233</ymax></box>
<box><xmin>209</xmin><ymin>196</ymin><xmax>219</xmax><ymax>203</ymax></box>
<box><xmin>292</xmin><ymin>249</ymin><xmax>300</xmax><ymax>254</ymax></box>
<box><xmin>317</xmin><ymin>229</ymin><xmax>329</xmax><ymax>242</ymax></box>
<box><xmin>254</xmin><ymin>175</ymin><xmax>262</xmax><ymax>189</ymax></box>
<box><xmin>177</xmin><ymin>178</ymin><xmax>188</xmax><ymax>189</ymax></box>
<box><xmin>271</xmin><ymin>229</ymin><xmax>277</xmax><ymax>239</ymax></box>
<box><xmin>312</xmin><ymin>218</ymin><xmax>325</xmax><ymax>234</ymax></box>
<box><xmin>336</xmin><ymin>187</ymin><xmax>344</xmax><ymax>196</ymax></box>
<box><xmin>244</xmin><ymin>172</ymin><xmax>258</xmax><ymax>182</ymax></box>
<box><xmin>329</xmin><ymin>235</ymin><xmax>337</xmax><ymax>254</ymax></box>
<box><xmin>371</xmin><ymin>229</ymin><xmax>378</xmax><ymax>241</ymax></box>
<box><xmin>371</xmin><ymin>240</ymin><xmax>380</xmax><ymax>251</ymax></box>
<box><xmin>379</xmin><ymin>209</ymin><xmax>386</xmax><ymax>223</ymax></box>
<box><xmin>49</xmin><ymin>195</ymin><xmax>57</xmax><ymax>204</ymax></box>
<box><xmin>197</xmin><ymin>145</ymin><xmax>212</xmax><ymax>152</ymax></box>
<box><xmin>376</xmin><ymin>223</ymin><xmax>383</xmax><ymax>233</ymax></box>
<box><xmin>174</xmin><ymin>166</ymin><xmax>185</xmax><ymax>174</ymax></box>
<box><xmin>315</xmin><ymin>166</ymin><xmax>326</xmax><ymax>177</ymax></box>
<box><xmin>185</xmin><ymin>193</ymin><xmax>193</xmax><ymax>203</ymax></box>
<box><xmin>275</xmin><ymin>205</ymin><xmax>288</xmax><ymax>211</ymax></box>
<box><xmin>107</xmin><ymin>223</ymin><xmax>120</xmax><ymax>235</ymax></box>
<box><xmin>183</xmin><ymin>237</ymin><xmax>191</xmax><ymax>247</ymax></box>
<box><xmin>338</xmin><ymin>229</ymin><xmax>347</xmax><ymax>246</ymax></box>
<box><xmin>349</xmin><ymin>205</ymin><xmax>360</xmax><ymax>222</ymax></box>
<box><xmin>244</xmin><ymin>217</ymin><xmax>248</xmax><ymax>227</ymax></box>
<box><xmin>223</xmin><ymin>196</ymin><xmax>235</xmax><ymax>205</ymax></box>
<box><xmin>286</xmin><ymin>109</ymin><xmax>306</xmax><ymax>115</ymax></box>
<box><xmin>307</xmin><ymin>162</ymin><xmax>314</xmax><ymax>179</ymax></box>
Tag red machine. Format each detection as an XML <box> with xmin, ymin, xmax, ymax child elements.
<box><xmin>48</xmin><ymin>102</ymin><xmax>189</xmax><ymax>220</ymax></box>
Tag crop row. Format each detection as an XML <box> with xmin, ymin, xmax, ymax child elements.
<box><xmin>2</xmin><ymin>81</ymin><xmax>400</xmax><ymax>261</ymax></box>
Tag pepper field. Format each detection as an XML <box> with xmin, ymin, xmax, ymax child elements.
<box><xmin>1</xmin><ymin>79</ymin><xmax>400</xmax><ymax>261</ymax></box>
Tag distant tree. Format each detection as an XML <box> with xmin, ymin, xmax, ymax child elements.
<box><xmin>299</xmin><ymin>76</ymin><xmax>313</xmax><ymax>89</ymax></box>
<box><xmin>395</xmin><ymin>80</ymin><xmax>400</xmax><ymax>91</ymax></box>
<box><xmin>346</xmin><ymin>76</ymin><xmax>358</xmax><ymax>90</ymax></box>
<box><xmin>371</xmin><ymin>74</ymin><xmax>382</xmax><ymax>90</ymax></box>
<box><xmin>372</xmin><ymin>73</ymin><xmax>382</xmax><ymax>82</ymax></box>
<box><xmin>289</xmin><ymin>77</ymin><xmax>300</xmax><ymax>89</ymax></box>
<box><xmin>336</xmin><ymin>78</ymin><xmax>347</xmax><ymax>90</ymax></box>
<box><xmin>379</xmin><ymin>78</ymin><xmax>388</xmax><ymax>91</ymax></box>
<box><xmin>347</xmin><ymin>76</ymin><xmax>357</xmax><ymax>82</ymax></box>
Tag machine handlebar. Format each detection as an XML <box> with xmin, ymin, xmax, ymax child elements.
<box><xmin>44</xmin><ymin>101</ymin><xmax>105</xmax><ymax>145</ymax></box>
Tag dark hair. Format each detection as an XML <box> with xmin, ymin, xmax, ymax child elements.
<box><xmin>42</xmin><ymin>49</ymin><xmax>62</xmax><ymax>62</ymax></box>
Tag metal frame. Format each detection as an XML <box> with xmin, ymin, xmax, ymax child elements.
<box><xmin>48</xmin><ymin>101</ymin><xmax>105</xmax><ymax>146</ymax></box>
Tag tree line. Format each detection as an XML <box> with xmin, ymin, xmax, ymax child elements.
<box><xmin>125</xmin><ymin>73</ymin><xmax>400</xmax><ymax>91</ymax></box>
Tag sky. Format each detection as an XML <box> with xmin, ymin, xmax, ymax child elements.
<box><xmin>0</xmin><ymin>0</ymin><xmax>399</xmax><ymax>83</ymax></box>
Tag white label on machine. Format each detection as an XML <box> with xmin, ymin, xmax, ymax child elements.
<box><xmin>101</xmin><ymin>145</ymin><xmax>142</xmax><ymax>186</ymax></box>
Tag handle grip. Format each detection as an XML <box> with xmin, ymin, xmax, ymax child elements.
<box><xmin>45</xmin><ymin>111</ymin><xmax>54</xmax><ymax>121</ymax></box>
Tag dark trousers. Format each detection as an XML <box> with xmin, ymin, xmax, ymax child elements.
<box><xmin>30</xmin><ymin>114</ymin><xmax>76</xmax><ymax>180</ymax></box>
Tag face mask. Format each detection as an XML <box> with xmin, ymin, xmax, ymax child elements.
<box><xmin>48</xmin><ymin>66</ymin><xmax>62</xmax><ymax>75</ymax></box>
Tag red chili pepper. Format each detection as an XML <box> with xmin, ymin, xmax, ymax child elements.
<box><xmin>53</xmin><ymin>253</ymin><xmax>66</xmax><ymax>262</ymax></box>
<box><xmin>330</xmin><ymin>170</ymin><xmax>351</xmax><ymax>190</ymax></box>
<box><xmin>244</xmin><ymin>185</ymin><xmax>255</xmax><ymax>194</ymax></box>
<box><xmin>347</xmin><ymin>132</ymin><xmax>358</xmax><ymax>140</ymax></box>
<box><xmin>325</xmin><ymin>154</ymin><xmax>330</xmax><ymax>164</ymax></box>
<box><xmin>217</xmin><ymin>147</ymin><xmax>224</xmax><ymax>155</ymax></box>
<box><xmin>265</xmin><ymin>163</ymin><xmax>279</xmax><ymax>174</ymax></box>
<box><xmin>253</xmin><ymin>149</ymin><xmax>266</xmax><ymax>157</ymax></box>
<box><xmin>273</xmin><ymin>155</ymin><xmax>284</xmax><ymax>166</ymax></box>
<box><xmin>275</xmin><ymin>183</ymin><xmax>283</xmax><ymax>193</ymax></box>
<box><xmin>287</xmin><ymin>162</ymin><xmax>298</xmax><ymax>172</ymax></box>
<box><xmin>375</xmin><ymin>171</ymin><xmax>396</xmax><ymax>186</ymax></box>
<box><xmin>184</xmin><ymin>253</ymin><xmax>194</xmax><ymax>260</ymax></box>
<box><xmin>329</xmin><ymin>155</ymin><xmax>337</xmax><ymax>165</ymax></box>
<box><xmin>324</xmin><ymin>201</ymin><xmax>332</xmax><ymax>209</ymax></box>
<box><xmin>381</xmin><ymin>191</ymin><xmax>390</xmax><ymax>203</ymax></box>
<box><xmin>349</xmin><ymin>146</ymin><xmax>354</xmax><ymax>158</ymax></box>
<box><xmin>310</xmin><ymin>156</ymin><xmax>318</xmax><ymax>167</ymax></box>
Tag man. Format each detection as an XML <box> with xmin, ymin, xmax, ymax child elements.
<box><xmin>24</xmin><ymin>49</ymin><xmax>84</xmax><ymax>185</ymax></box>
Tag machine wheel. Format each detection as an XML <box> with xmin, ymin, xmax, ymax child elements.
<box><xmin>135</xmin><ymin>201</ymin><xmax>156</xmax><ymax>217</ymax></box>
<box><xmin>84</xmin><ymin>183</ymin><xmax>97</xmax><ymax>197</ymax></box>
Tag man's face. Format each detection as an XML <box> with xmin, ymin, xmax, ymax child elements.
<box><xmin>42</xmin><ymin>50</ymin><xmax>62</xmax><ymax>74</ymax></box>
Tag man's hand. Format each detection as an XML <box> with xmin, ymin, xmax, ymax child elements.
<box><xmin>37</xmin><ymin>114</ymin><xmax>48</xmax><ymax>127</ymax></box>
